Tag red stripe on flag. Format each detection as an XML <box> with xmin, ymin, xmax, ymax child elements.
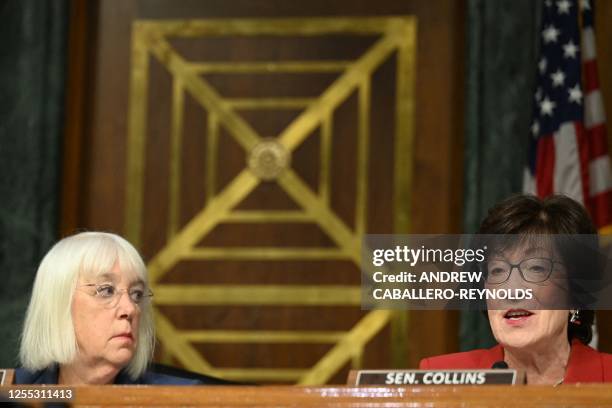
<box><xmin>574</xmin><ymin>123</ymin><xmax>592</xmax><ymax>201</ymax></box>
<box><xmin>582</xmin><ymin>60</ymin><xmax>599</xmax><ymax>93</ymax></box>
<box><xmin>589</xmin><ymin>190</ymin><xmax>612</xmax><ymax>229</ymax></box>
<box><xmin>587</xmin><ymin>124</ymin><xmax>610</xmax><ymax>157</ymax></box>
<box><xmin>536</xmin><ymin>135</ymin><xmax>555</xmax><ymax>197</ymax></box>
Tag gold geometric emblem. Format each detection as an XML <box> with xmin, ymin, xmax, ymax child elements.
<box><xmin>125</xmin><ymin>17</ymin><xmax>416</xmax><ymax>384</ymax></box>
<box><xmin>248</xmin><ymin>139</ymin><xmax>290</xmax><ymax>181</ymax></box>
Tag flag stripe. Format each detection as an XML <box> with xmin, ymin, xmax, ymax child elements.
<box><xmin>589</xmin><ymin>156</ymin><xmax>612</xmax><ymax>196</ymax></box>
<box><xmin>580</xmin><ymin>27</ymin><xmax>596</xmax><ymax>61</ymax></box>
<box><xmin>585</xmin><ymin>90</ymin><xmax>606</xmax><ymax>128</ymax></box>
<box><xmin>523</xmin><ymin>168</ymin><xmax>537</xmax><ymax>195</ymax></box>
<box><xmin>536</xmin><ymin>135</ymin><xmax>555</xmax><ymax>197</ymax></box>
<box><xmin>582</xmin><ymin>60</ymin><xmax>599</xmax><ymax>93</ymax></box>
<box><xmin>553</xmin><ymin>123</ymin><xmax>585</xmax><ymax>203</ymax></box>
<box><xmin>591</xmin><ymin>190</ymin><xmax>612</xmax><ymax>228</ymax></box>
<box><xmin>575</xmin><ymin>122</ymin><xmax>592</xmax><ymax>202</ymax></box>
<box><xmin>588</xmin><ymin>124</ymin><xmax>610</xmax><ymax>157</ymax></box>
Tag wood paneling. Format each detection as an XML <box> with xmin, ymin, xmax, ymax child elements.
<box><xmin>62</xmin><ymin>0</ymin><xmax>465</xmax><ymax>380</ymax></box>
<box><xmin>595</xmin><ymin>2</ymin><xmax>612</xmax><ymax>154</ymax></box>
<box><xmin>60</xmin><ymin>0</ymin><xmax>97</xmax><ymax>237</ymax></box>
<box><xmin>592</xmin><ymin>1</ymin><xmax>612</xmax><ymax>354</ymax></box>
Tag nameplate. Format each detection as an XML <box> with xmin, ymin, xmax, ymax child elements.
<box><xmin>349</xmin><ymin>369</ymin><xmax>520</xmax><ymax>385</ymax></box>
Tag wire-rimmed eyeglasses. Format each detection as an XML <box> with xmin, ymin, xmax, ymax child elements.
<box><xmin>80</xmin><ymin>283</ymin><xmax>154</xmax><ymax>308</ymax></box>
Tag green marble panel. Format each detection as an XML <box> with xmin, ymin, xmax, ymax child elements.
<box><xmin>0</xmin><ymin>0</ymin><xmax>68</xmax><ymax>367</ymax></box>
<box><xmin>461</xmin><ymin>0</ymin><xmax>542</xmax><ymax>350</ymax></box>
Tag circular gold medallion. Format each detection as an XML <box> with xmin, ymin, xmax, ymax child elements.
<box><xmin>248</xmin><ymin>139</ymin><xmax>290</xmax><ymax>181</ymax></box>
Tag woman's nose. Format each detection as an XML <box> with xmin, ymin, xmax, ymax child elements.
<box><xmin>116</xmin><ymin>291</ymin><xmax>136</xmax><ymax>319</ymax></box>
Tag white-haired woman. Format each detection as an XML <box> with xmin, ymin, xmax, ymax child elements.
<box><xmin>15</xmin><ymin>232</ymin><xmax>199</xmax><ymax>385</ymax></box>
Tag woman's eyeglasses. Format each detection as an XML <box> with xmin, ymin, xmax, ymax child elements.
<box><xmin>80</xmin><ymin>283</ymin><xmax>153</xmax><ymax>308</ymax></box>
<box><xmin>483</xmin><ymin>257</ymin><xmax>564</xmax><ymax>284</ymax></box>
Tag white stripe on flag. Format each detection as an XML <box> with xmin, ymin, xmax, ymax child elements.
<box><xmin>585</xmin><ymin>90</ymin><xmax>607</xmax><ymax>129</ymax></box>
<box><xmin>581</xmin><ymin>27</ymin><xmax>596</xmax><ymax>62</ymax></box>
<box><xmin>553</xmin><ymin>123</ymin><xmax>584</xmax><ymax>204</ymax></box>
<box><xmin>522</xmin><ymin>167</ymin><xmax>536</xmax><ymax>194</ymax></box>
<box><xmin>589</xmin><ymin>156</ymin><xmax>612</xmax><ymax>196</ymax></box>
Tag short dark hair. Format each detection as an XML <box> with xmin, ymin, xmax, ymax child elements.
<box><xmin>479</xmin><ymin>194</ymin><xmax>597</xmax><ymax>235</ymax></box>
<box><xmin>479</xmin><ymin>194</ymin><xmax>597</xmax><ymax>344</ymax></box>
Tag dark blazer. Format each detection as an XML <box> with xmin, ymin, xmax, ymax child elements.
<box><xmin>419</xmin><ymin>339</ymin><xmax>612</xmax><ymax>383</ymax></box>
<box><xmin>14</xmin><ymin>364</ymin><xmax>201</xmax><ymax>385</ymax></box>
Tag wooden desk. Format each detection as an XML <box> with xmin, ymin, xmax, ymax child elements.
<box><xmin>3</xmin><ymin>384</ymin><xmax>612</xmax><ymax>407</ymax></box>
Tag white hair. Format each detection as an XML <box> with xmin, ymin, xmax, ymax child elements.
<box><xmin>19</xmin><ymin>231</ymin><xmax>155</xmax><ymax>379</ymax></box>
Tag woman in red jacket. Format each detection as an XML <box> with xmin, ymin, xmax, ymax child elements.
<box><xmin>419</xmin><ymin>194</ymin><xmax>612</xmax><ymax>384</ymax></box>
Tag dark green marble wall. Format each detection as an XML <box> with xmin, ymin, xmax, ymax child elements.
<box><xmin>0</xmin><ymin>0</ymin><xmax>68</xmax><ymax>366</ymax></box>
<box><xmin>461</xmin><ymin>0</ymin><xmax>542</xmax><ymax>350</ymax></box>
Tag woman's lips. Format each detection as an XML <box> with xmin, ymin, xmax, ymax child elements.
<box><xmin>113</xmin><ymin>333</ymin><xmax>133</xmax><ymax>341</ymax></box>
<box><xmin>503</xmin><ymin>309</ymin><xmax>534</xmax><ymax>326</ymax></box>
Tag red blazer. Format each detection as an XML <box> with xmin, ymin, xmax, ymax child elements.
<box><xmin>419</xmin><ymin>339</ymin><xmax>612</xmax><ymax>383</ymax></box>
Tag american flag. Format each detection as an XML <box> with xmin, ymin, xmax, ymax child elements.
<box><xmin>524</xmin><ymin>0</ymin><xmax>612</xmax><ymax>232</ymax></box>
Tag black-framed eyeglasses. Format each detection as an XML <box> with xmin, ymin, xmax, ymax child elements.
<box><xmin>483</xmin><ymin>257</ymin><xmax>564</xmax><ymax>284</ymax></box>
<box><xmin>80</xmin><ymin>283</ymin><xmax>154</xmax><ymax>308</ymax></box>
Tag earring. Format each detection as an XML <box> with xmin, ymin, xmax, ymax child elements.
<box><xmin>570</xmin><ymin>310</ymin><xmax>581</xmax><ymax>325</ymax></box>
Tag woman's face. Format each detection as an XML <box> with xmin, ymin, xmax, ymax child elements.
<box><xmin>71</xmin><ymin>263</ymin><xmax>142</xmax><ymax>370</ymax></box>
<box><xmin>485</xmin><ymin>243</ymin><xmax>569</xmax><ymax>350</ymax></box>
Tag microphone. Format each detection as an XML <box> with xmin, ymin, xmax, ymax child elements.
<box><xmin>491</xmin><ymin>361</ymin><xmax>508</xmax><ymax>369</ymax></box>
